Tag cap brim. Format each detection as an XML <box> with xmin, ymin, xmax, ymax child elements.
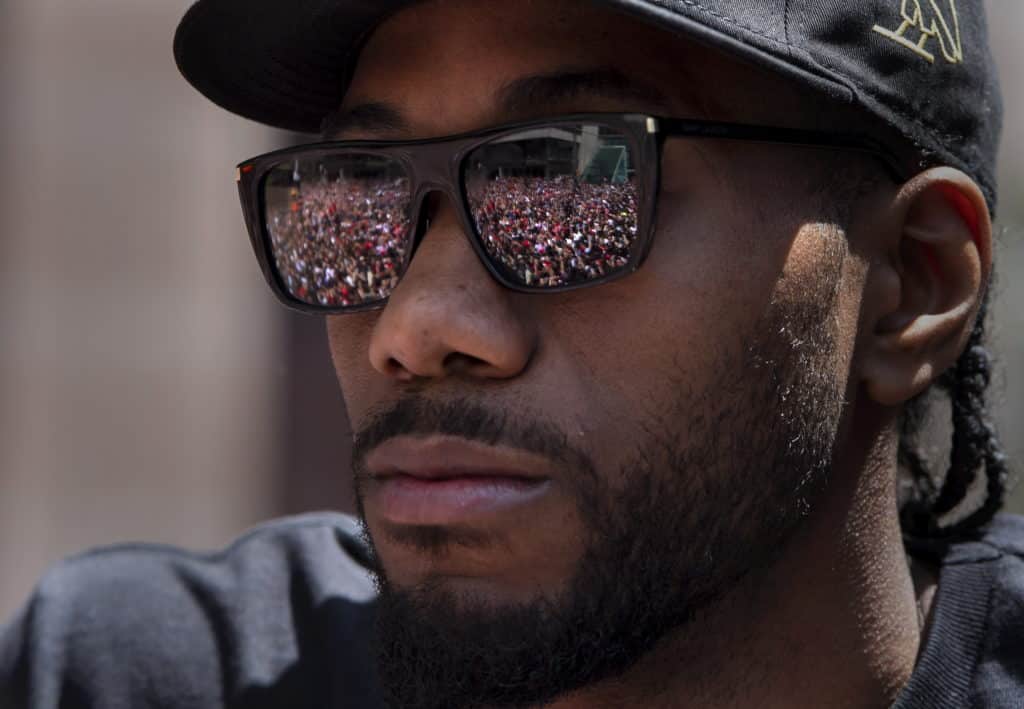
<box><xmin>173</xmin><ymin>0</ymin><xmax>857</xmax><ymax>135</ymax></box>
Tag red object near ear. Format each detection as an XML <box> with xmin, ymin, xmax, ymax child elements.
<box><xmin>937</xmin><ymin>184</ymin><xmax>981</xmax><ymax>247</ymax></box>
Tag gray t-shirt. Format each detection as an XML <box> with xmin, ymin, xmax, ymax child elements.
<box><xmin>2</xmin><ymin>512</ymin><xmax>1023</xmax><ymax>708</ymax></box>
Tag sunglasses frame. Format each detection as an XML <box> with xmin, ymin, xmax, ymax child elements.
<box><xmin>235</xmin><ymin>112</ymin><xmax>907</xmax><ymax>314</ymax></box>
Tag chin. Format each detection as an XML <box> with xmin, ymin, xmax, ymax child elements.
<box><xmin>362</xmin><ymin>517</ymin><xmax>579</xmax><ymax>604</ymax></box>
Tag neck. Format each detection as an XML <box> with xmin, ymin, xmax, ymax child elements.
<box><xmin>547</xmin><ymin>420</ymin><xmax>923</xmax><ymax>709</ymax></box>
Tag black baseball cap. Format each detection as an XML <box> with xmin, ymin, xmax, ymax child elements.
<box><xmin>173</xmin><ymin>0</ymin><xmax>1003</xmax><ymax>208</ymax></box>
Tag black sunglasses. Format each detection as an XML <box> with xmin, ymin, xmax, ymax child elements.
<box><xmin>236</xmin><ymin>113</ymin><xmax>906</xmax><ymax>313</ymax></box>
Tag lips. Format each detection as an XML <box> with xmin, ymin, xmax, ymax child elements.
<box><xmin>363</xmin><ymin>436</ymin><xmax>554</xmax><ymax>527</ymax></box>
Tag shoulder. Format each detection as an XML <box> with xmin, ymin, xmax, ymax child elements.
<box><xmin>941</xmin><ymin>514</ymin><xmax>1024</xmax><ymax>707</ymax></box>
<box><xmin>897</xmin><ymin>514</ymin><xmax>1024</xmax><ymax>708</ymax></box>
<box><xmin>973</xmin><ymin>513</ymin><xmax>1024</xmax><ymax>559</ymax></box>
<box><xmin>28</xmin><ymin>511</ymin><xmax>376</xmax><ymax>626</ymax></box>
<box><xmin>972</xmin><ymin>514</ymin><xmax>1024</xmax><ymax>692</ymax></box>
<box><xmin>945</xmin><ymin>513</ymin><xmax>1024</xmax><ymax>609</ymax></box>
<box><xmin>1</xmin><ymin>512</ymin><xmax>380</xmax><ymax>709</ymax></box>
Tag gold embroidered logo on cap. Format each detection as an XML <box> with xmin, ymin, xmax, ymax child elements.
<box><xmin>873</xmin><ymin>0</ymin><xmax>963</xmax><ymax>65</ymax></box>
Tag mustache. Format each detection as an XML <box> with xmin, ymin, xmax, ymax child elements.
<box><xmin>351</xmin><ymin>395</ymin><xmax>594</xmax><ymax>475</ymax></box>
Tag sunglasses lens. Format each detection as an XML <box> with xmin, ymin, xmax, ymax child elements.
<box><xmin>463</xmin><ymin>123</ymin><xmax>640</xmax><ymax>288</ymax></box>
<box><xmin>262</xmin><ymin>153</ymin><xmax>411</xmax><ymax>308</ymax></box>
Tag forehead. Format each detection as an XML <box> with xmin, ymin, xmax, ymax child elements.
<box><xmin>339</xmin><ymin>0</ymin><xmax>824</xmax><ymax>137</ymax></box>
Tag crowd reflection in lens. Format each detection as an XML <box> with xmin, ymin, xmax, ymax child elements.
<box><xmin>265</xmin><ymin>163</ymin><xmax>640</xmax><ymax>308</ymax></box>
<box><xmin>266</xmin><ymin>177</ymin><xmax>411</xmax><ymax>307</ymax></box>
<box><xmin>470</xmin><ymin>175</ymin><xmax>639</xmax><ymax>287</ymax></box>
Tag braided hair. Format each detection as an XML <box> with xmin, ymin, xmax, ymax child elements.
<box><xmin>897</xmin><ymin>289</ymin><xmax>1011</xmax><ymax>538</ymax></box>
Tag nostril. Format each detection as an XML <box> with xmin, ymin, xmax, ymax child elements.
<box><xmin>442</xmin><ymin>351</ymin><xmax>488</xmax><ymax>374</ymax></box>
<box><xmin>385</xmin><ymin>356</ymin><xmax>415</xmax><ymax>380</ymax></box>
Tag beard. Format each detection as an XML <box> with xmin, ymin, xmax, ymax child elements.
<box><xmin>350</xmin><ymin>242</ymin><xmax>848</xmax><ymax>709</ymax></box>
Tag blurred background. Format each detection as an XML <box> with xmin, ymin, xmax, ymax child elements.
<box><xmin>0</xmin><ymin>1</ymin><xmax>1021</xmax><ymax>619</ymax></box>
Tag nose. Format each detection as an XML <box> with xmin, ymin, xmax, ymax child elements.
<box><xmin>368</xmin><ymin>193</ymin><xmax>538</xmax><ymax>381</ymax></box>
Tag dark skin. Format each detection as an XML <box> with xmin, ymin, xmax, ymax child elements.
<box><xmin>324</xmin><ymin>1</ymin><xmax>991</xmax><ymax>706</ymax></box>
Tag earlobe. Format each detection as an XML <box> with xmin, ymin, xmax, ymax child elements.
<box><xmin>862</xmin><ymin>168</ymin><xmax>992</xmax><ymax>407</ymax></box>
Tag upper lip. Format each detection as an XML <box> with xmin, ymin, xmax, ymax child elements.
<box><xmin>365</xmin><ymin>435</ymin><xmax>553</xmax><ymax>481</ymax></box>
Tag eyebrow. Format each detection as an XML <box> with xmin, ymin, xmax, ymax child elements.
<box><xmin>320</xmin><ymin>67</ymin><xmax>674</xmax><ymax>139</ymax></box>
<box><xmin>320</xmin><ymin>102</ymin><xmax>409</xmax><ymax>138</ymax></box>
<box><xmin>496</xmin><ymin>67</ymin><xmax>672</xmax><ymax>116</ymax></box>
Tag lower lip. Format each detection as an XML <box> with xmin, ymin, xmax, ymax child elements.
<box><xmin>371</xmin><ymin>475</ymin><xmax>550</xmax><ymax>526</ymax></box>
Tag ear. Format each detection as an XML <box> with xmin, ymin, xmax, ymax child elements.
<box><xmin>861</xmin><ymin>167</ymin><xmax>992</xmax><ymax>406</ymax></box>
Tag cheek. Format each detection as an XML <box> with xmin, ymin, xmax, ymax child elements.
<box><xmin>571</xmin><ymin>184</ymin><xmax>789</xmax><ymax>364</ymax></box>
<box><xmin>653</xmin><ymin>148</ymin><xmax>802</xmax><ymax>313</ymax></box>
<box><xmin>536</xmin><ymin>250</ymin><xmax>775</xmax><ymax>472</ymax></box>
<box><xmin>542</xmin><ymin>171</ymin><xmax>839</xmax><ymax>442</ymax></box>
<box><xmin>326</xmin><ymin>314</ymin><xmax>380</xmax><ymax>420</ymax></box>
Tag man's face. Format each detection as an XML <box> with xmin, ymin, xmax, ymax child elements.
<box><xmin>327</xmin><ymin>1</ymin><xmax>872</xmax><ymax>706</ymax></box>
